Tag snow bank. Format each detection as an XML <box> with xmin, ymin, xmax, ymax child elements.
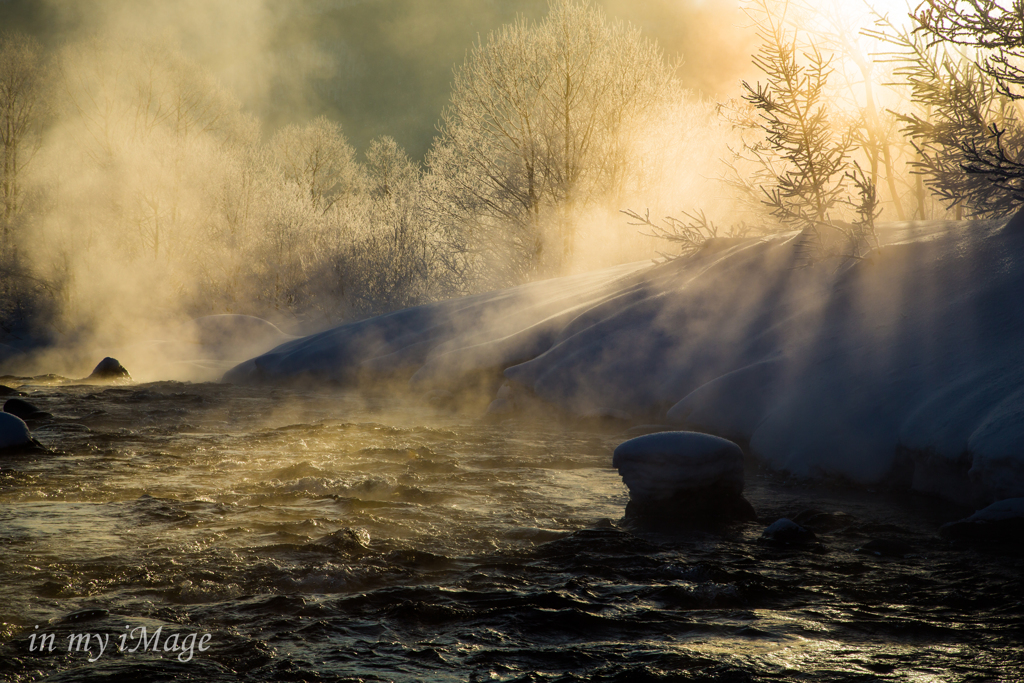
<box><xmin>224</xmin><ymin>217</ymin><xmax>1024</xmax><ymax>505</ymax></box>
<box><xmin>223</xmin><ymin>262</ymin><xmax>646</xmax><ymax>386</ymax></box>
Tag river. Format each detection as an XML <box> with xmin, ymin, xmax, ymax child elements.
<box><xmin>0</xmin><ymin>379</ymin><xmax>1020</xmax><ymax>682</ymax></box>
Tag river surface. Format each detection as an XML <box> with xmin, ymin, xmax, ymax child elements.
<box><xmin>0</xmin><ymin>379</ymin><xmax>1020</xmax><ymax>682</ymax></box>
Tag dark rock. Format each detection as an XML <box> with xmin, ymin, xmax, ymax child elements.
<box><xmin>0</xmin><ymin>385</ymin><xmax>26</xmax><ymax>397</ymax></box>
<box><xmin>87</xmin><ymin>357</ymin><xmax>131</xmax><ymax>381</ymax></box>
<box><xmin>313</xmin><ymin>528</ymin><xmax>371</xmax><ymax>555</ymax></box>
<box><xmin>623</xmin><ymin>483</ymin><xmax>757</xmax><ymax>530</ymax></box>
<box><xmin>3</xmin><ymin>398</ymin><xmax>51</xmax><ymax>421</ymax></box>
<box><xmin>759</xmin><ymin>518</ymin><xmax>817</xmax><ymax>546</ymax></box>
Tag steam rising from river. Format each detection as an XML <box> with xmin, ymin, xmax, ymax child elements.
<box><xmin>1</xmin><ymin>0</ymin><xmax>921</xmax><ymax>380</ymax></box>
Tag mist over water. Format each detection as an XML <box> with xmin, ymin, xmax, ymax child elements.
<box><xmin>0</xmin><ymin>380</ymin><xmax>1021</xmax><ymax>681</ymax></box>
<box><xmin>0</xmin><ymin>0</ymin><xmax>766</xmax><ymax>379</ymax></box>
<box><xmin>1</xmin><ymin>2</ymin><xmax>1021</xmax><ymax>681</ymax></box>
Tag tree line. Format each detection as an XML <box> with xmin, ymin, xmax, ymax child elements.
<box><xmin>1</xmin><ymin>0</ymin><xmax>1022</xmax><ymax>348</ymax></box>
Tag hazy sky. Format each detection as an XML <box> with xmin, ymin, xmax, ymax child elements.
<box><xmin>0</xmin><ymin>0</ymin><xmax>756</xmax><ymax>158</ymax></box>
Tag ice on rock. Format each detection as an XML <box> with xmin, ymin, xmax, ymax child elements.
<box><xmin>939</xmin><ymin>497</ymin><xmax>1024</xmax><ymax>541</ymax></box>
<box><xmin>224</xmin><ymin>262</ymin><xmax>646</xmax><ymax>386</ymax></box>
<box><xmin>666</xmin><ymin>357</ymin><xmax>785</xmax><ymax>441</ymax></box>
<box><xmin>0</xmin><ymin>412</ymin><xmax>34</xmax><ymax>452</ymax></box>
<box><xmin>612</xmin><ymin>431</ymin><xmax>755</xmax><ymax>524</ymax></box>
<box><xmin>957</xmin><ymin>497</ymin><xmax>1024</xmax><ymax>523</ymax></box>
<box><xmin>613</xmin><ymin>431</ymin><xmax>744</xmax><ymax>499</ymax></box>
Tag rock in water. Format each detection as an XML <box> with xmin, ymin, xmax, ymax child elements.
<box><xmin>939</xmin><ymin>498</ymin><xmax>1024</xmax><ymax>542</ymax></box>
<box><xmin>3</xmin><ymin>398</ymin><xmax>52</xmax><ymax>421</ymax></box>
<box><xmin>613</xmin><ymin>431</ymin><xmax>745</xmax><ymax>500</ymax></box>
<box><xmin>313</xmin><ymin>528</ymin><xmax>371</xmax><ymax>555</ymax></box>
<box><xmin>612</xmin><ymin>431</ymin><xmax>755</xmax><ymax>524</ymax></box>
<box><xmin>0</xmin><ymin>412</ymin><xmax>34</xmax><ymax>452</ymax></box>
<box><xmin>759</xmin><ymin>518</ymin><xmax>818</xmax><ymax>546</ymax></box>
<box><xmin>87</xmin><ymin>357</ymin><xmax>131</xmax><ymax>381</ymax></box>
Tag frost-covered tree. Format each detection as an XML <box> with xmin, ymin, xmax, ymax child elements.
<box><xmin>55</xmin><ymin>38</ymin><xmax>252</xmax><ymax>263</ymax></box>
<box><xmin>0</xmin><ymin>31</ymin><xmax>48</xmax><ymax>334</ymax></box>
<box><xmin>429</xmin><ymin>0</ymin><xmax>677</xmax><ymax>286</ymax></box>
<box><xmin>0</xmin><ymin>31</ymin><xmax>44</xmax><ymax>229</ymax></box>
<box><xmin>885</xmin><ymin>0</ymin><xmax>1024</xmax><ymax>217</ymax></box>
<box><xmin>641</xmin><ymin>0</ymin><xmax>878</xmax><ymax>261</ymax></box>
<box><xmin>270</xmin><ymin>116</ymin><xmax>362</xmax><ymax>214</ymax></box>
<box><xmin>349</xmin><ymin>136</ymin><xmax>433</xmax><ymax>312</ymax></box>
<box><xmin>741</xmin><ymin>1</ymin><xmax>855</xmax><ymax>229</ymax></box>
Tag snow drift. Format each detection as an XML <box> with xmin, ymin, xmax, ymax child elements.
<box><xmin>224</xmin><ymin>218</ymin><xmax>1024</xmax><ymax>505</ymax></box>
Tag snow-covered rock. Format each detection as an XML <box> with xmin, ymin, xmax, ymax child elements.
<box><xmin>612</xmin><ymin>431</ymin><xmax>745</xmax><ymax>501</ymax></box>
<box><xmin>224</xmin><ymin>217</ymin><xmax>1024</xmax><ymax>505</ymax></box>
<box><xmin>0</xmin><ymin>412</ymin><xmax>34</xmax><ymax>452</ymax></box>
<box><xmin>759</xmin><ymin>518</ymin><xmax>818</xmax><ymax>546</ymax></box>
<box><xmin>224</xmin><ymin>263</ymin><xmax>645</xmax><ymax>386</ymax></box>
<box><xmin>612</xmin><ymin>431</ymin><xmax>755</xmax><ymax>525</ymax></box>
<box><xmin>939</xmin><ymin>497</ymin><xmax>1024</xmax><ymax>541</ymax></box>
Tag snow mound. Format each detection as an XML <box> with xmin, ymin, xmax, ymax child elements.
<box><xmin>612</xmin><ymin>431</ymin><xmax>744</xmax><ymax>502</ymax></box>
<box><xmin>939</xmin><ymin>498</ymin><xmax>1024</xmax><ymax>541</ymax></box>
<box><xmin>953</xmin><ymin>497</ymin><xmax>1024</xmax><ymax>524</ymax></box>
<box><xmin>0</xmin><ymin>412</ymin><xmax>33</xmax><ymax>451</ymax></box>
<box><xmin>223</xmin><ymin>262</ymin><xmax>645</xmax><ymax>386</ymax></box>
<box><xmin>224</xmin><ymin>217</ymin><xmax>1024</xmax><ymax>505</ymax></box>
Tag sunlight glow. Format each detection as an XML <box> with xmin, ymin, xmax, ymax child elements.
<box><xmin>865</xmin><ymin>0</ymin><xmax>918</xmax><ymax>29</ymax></box>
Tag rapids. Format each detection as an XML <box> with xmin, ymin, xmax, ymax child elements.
<box><xmin>0</xmin><ymin>379</ymin><xmax>1020</xmax><ymax>682</ymax></box>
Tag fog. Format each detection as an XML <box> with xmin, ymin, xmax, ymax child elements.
<box><xmin>0</xmin><ymin>0</ymin><xmax>758</xmax><ymax>158</ymax></box>
<box><xmin>0</xmin><ymin>0</ymin><xmax>984</xmax><ymax>380</ymax></box>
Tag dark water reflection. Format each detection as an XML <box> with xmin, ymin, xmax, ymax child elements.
<box><xmin>0</xmin><ymin>381</ymin><xmax>1020</xmax><ymax>682</ymax></box>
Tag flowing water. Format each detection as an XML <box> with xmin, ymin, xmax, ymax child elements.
<box><xmin>0</xmin><ymin>380</ymin><xmax>1020</xmax><ymax>682</ymax></box>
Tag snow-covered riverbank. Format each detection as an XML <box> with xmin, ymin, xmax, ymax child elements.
<box><xmin>225</xmin><ymin>218</ymin><xmax>1024</xmax><ymax>505</ymax></box>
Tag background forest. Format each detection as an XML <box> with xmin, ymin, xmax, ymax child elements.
<box><xmin>0</xmin><ymin>0</ymin><xmax>1022</xmax><ymax>373</ymax></box>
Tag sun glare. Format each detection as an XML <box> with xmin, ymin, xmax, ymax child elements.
<box><xmin>864</xmin><ymin>0</ymin><xmax>918</xmax><ymax>29</ymax></box>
